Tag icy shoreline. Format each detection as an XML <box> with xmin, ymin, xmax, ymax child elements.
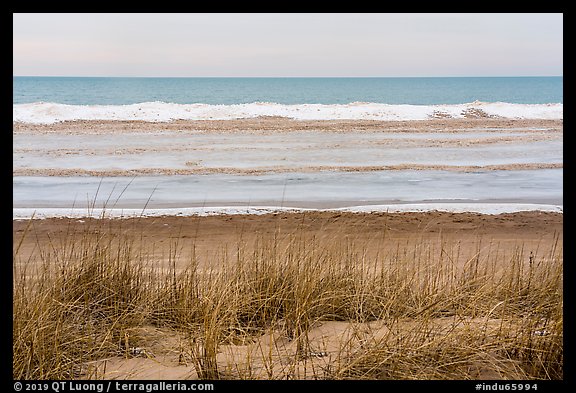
<box><xmin>13</xmin><ymin>203</ymin><xmax>563</xmax><ymax>220</ymax></box>
<box><xmin>13</xmin><ymin>101</ymin><xmax>563</xmax><ymax>124</ymax></box>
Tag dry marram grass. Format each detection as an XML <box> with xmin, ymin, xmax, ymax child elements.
<box><xmin>13</xmin><ymin>213</ymin><xmax>563</xmax><ymax>380</ymax></box>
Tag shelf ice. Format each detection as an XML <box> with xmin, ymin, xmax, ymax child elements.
<box><xmin>13</xmin><ymin>101</ymin><xmax>563</xmax><ymax>124</ymax></box>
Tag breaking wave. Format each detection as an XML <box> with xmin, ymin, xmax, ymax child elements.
<box><xmin>13</xmin><ymin>101</ymin><xmax>563</xmax><ymax>124</ymax></box>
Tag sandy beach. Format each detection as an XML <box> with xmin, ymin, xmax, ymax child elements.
<box><xmin>14</xmin><ymin>210</ymin><xmax>563</xmax><ymax>269</ymax></box>
<box><xmin>13</xmin><ymin>118</ymin><xmax>563</xmax><ymax>380</ymax></box>
<box><xmin>13</xmin><ymin>210</ymin><xmax>563</xmax><ymax>379</ymax></box>
<box><xmin>14</xmin><ymin>117</ymin><xmax>563</xmax><ymax>259</ymax></box>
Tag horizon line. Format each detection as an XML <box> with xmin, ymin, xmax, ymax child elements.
<box><xmin>13</xmin><ymin>75</ymin><xmax>564</xmax><ymax>79</ymax></box>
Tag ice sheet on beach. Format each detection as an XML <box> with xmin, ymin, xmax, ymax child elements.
<box><xmin>12</xmin><ymin>203</ymin><xmax>563</xmax><ymax>220</ymax></box>
<box><xmin>13</xmin><ymin>169</ymin><xmax>563</xmax><ymax>218</ymax></box>
<box><xmin>13</xmin><ymin>101</ymin><xmax>563</xmax><ymax>124</ymax></box>
<box><xmin>13</xmin><ymin>124</ymin><xmax>563</xmax><ymax>177</ymax></box>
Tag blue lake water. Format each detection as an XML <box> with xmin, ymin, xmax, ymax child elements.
<box><xmin>13</xmin><ymin>76</ymin><xmax>563</xmax><ymax>105</ymax></box>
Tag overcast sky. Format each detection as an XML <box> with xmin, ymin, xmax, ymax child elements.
<box><xmin>13</xmin><ymin>13</ymin><xmax>563</xmax><ymax>77</ymax></box>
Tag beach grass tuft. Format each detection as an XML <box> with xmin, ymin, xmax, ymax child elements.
<box><xmin>13</xmin><ymin>214</ymin><xmax>562</xmax><ymax>380</ymax></box>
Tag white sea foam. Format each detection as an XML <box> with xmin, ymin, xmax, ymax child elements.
<box><xmin>13</xmin><ymin>101</ymin><xmax>563</xmax><ymax>124</ymax></box>
<box><xmin>12</xmin><ymin>203</ymin><xmax>563</xmax><ymax>220</ymax></box>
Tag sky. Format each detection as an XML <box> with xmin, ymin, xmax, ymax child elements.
<box><xmin>13</xmin><ymin>13</ymin><xmax>563</xmax><ymax>77</ymax></box>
